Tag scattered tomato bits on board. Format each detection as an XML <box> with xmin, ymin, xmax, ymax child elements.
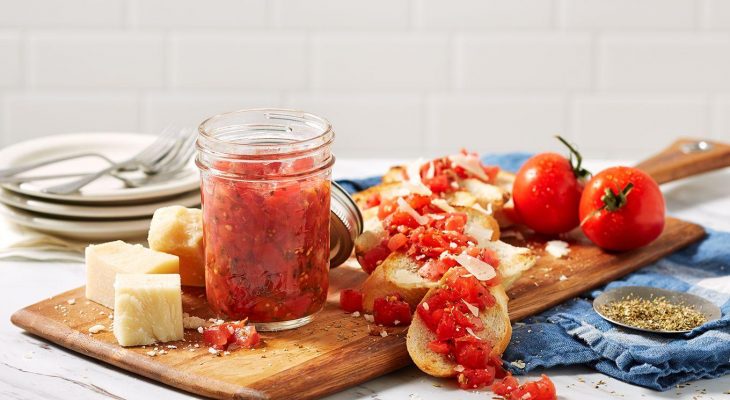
<box><xmin>373</xmin><ymin>294</ymin><xmax>412</xmax><ymax>326</ymax></box>
<box><xmin>492</xmin><ymin>373</ymin><xmax>557</xmax><ymax>400</ymax></box>
<box><xmin>339</xmin><ymin>289</ymin><xmax>364</xmax><ymax>313</ymax></box>
<box><xmin>202</xmin><ymin>320</ymin><xmax>261</xmax><ymax>351</ymax></box>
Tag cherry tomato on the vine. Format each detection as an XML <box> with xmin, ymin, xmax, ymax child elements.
<box><xmin>579</xmin><ymin>166</ymin><xmax>665</xmax><ymax>251</ymax></box>
<box><xmin>512</xmin><ymin>137</ymin><xmax>590</xmax><ymax>235</ymax></box>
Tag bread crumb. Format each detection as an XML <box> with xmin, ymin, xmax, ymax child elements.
<box><xmin>510</xmin><ymin>360</ymin><xmax>526</xmax><ymax>369</ymax></box>
<box><xmin>454</xmin><ymin>364</ymin><xmax>465</xmax><ymax>372</ymax></box>
<box><xmin>379</xmin><ymin>330</ymin><xmax>388</xmax><ymax>337</ymax></box>
<box><xmin>66</xmin><ymin>298</ymin><xmax>76</xmax><ymax>305</ymax></box>
<box><xmin>364</xmin><ymin>314</ymin><xmax>374</xmax><ymax>323</ymax></box>
<box><xmin>351</xmin><ymin>311</ymin><xmax>361</xmax><ymax>317</ymax></box>
<box><xmin>559</xmin><ymin>274</ymin><xmax>568</xmax><ymax>281</ymax></box>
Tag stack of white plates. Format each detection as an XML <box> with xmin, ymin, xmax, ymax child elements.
<box><xmin>0</xmin><ymin>133</ymin><xmax>200</xmax><ymax>241</ymax></box>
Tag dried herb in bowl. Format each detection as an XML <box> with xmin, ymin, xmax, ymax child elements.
<box><xmin>598</xmin><ymin>294</ymin><xmax>707</xmax><ymax>332</ymax></box>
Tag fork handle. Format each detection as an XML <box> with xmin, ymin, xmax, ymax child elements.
<box><xmin>42</xmin><ymin>164</ymin><xmax>126</xmax><ymax>195</ymax></box>
<box><xmin>634</xmin><ymin>137</ymin><xmax>730</xmax><ymax>184</ymax></box>
<box><xmin>0</xmin><ymin>153</ymin><xmax>113</xmax><ymax>178</ymax></box>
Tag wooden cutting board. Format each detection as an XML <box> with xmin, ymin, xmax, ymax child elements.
<box><xmin>10</xmin><ymin>217</ymin><xmax>704</xmax><ymax>400</ymax></box>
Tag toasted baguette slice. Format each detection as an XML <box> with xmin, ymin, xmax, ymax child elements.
<box><xmin>358</xmin><ymin>208</ymin><xmax>536</xmax><ymax>313</ymax></box>
<box><xmin>406</xmin><ymin>268</ymin><xmax>512</xmax><ymax>378</ymax></box>
<box><xmin>361</xmin><ymin>252</ymin><xmax>436</xmax><ymax>313</ymax></box>
<box><xmin>355</xmin><ymin>206</ymin><xmax>500</xmax><ymax>278</ymax></box>
<box><xmin>479</xmin><ymin>240</ymin><xmax>537</xmax><ymax>290</ymax></box>
<box><xmin>360</xmin><ymin>238</ymin><xmax>535</xmax><ymax>313</ymax></box>
<box><xmin>355</xmin><ymin>164</ymin><xmax>510</xmax><ymax>214</ymax></box>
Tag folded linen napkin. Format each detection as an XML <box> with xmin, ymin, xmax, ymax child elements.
<box><xmin>0</xmin><ymin>217</ymin><xmax>86</xmax><ymax>262</ymax></box>
<box><xmin>335</xmin><ymin>152</ymin><xmax>730</xmax><ymax>391</ymax></box>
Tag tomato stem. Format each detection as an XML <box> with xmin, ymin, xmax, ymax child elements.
<box><xmin>601</xmin><ymin>182</ymin><xmax>634</xmax><ymax>212</ymax></box>
<box><xmin>555</xmin><ymin>135</ymin><xmax>590</xmax><ymax>179</ymax></box>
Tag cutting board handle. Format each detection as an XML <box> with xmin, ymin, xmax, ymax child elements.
<box><xmin>634</xmin><ymin>137</ymin><xmax>730</xmax><ymax>184</ymax></box>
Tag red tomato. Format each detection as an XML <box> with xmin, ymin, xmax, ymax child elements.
<box><xmin>373</xmin><ymin>294</ymin><xmax>412</xmax><ymax>326</ymax></box>
<box><xmin>512</xmin><ymin>137</ymin><xmax>589</xmax><ymax>234</ymax></box>
<box><xmin>579</xmin><ymin>166</ymin><xmax>665</xmax><ymax>251</ymax></box>
<box><xmin>339</xmin><ymin>289</ymin><xmax>364</xmax><ymax>313</ymax></box>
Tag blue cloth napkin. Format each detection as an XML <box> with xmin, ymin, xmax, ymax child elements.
<box><xmin>335</xmin><ymin>153</ymin><xmax>730</xmax><ymax>391</ymax></box>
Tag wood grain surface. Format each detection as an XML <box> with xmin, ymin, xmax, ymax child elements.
<box><xmin>634</xmin><ymin>137</ymin><xmax>730</xmax><ymax>185</ymax></box>
<box><xmin>11</xmin><ymin>217</ymin><xmax>705</xmax><ymax>400</ymax></box>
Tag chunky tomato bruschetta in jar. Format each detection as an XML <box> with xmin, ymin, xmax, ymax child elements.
<box><xmin>197</xmin><ymin>109</ymin><xmax>334</xmax><ymax>331</ymax></box>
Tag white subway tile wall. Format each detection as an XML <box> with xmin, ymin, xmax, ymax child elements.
<box><xmin>0</xmin><ymin>0</ymin><xmax>728</xmax><ymax>158</ymax></box>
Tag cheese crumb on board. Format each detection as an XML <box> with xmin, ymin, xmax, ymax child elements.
<box><xmin>148</xmin><ymin>206</ymin><xmax>205</xmax><ymax>287</ymax></box>
<box><xmin>88</xmin><ymin>324</ymin><xmax>105</xmax><ymax>334</ymax></box>
<box><xmin>113</xmin><ymin>274</ymin><xmax>183</xmax><ymax>347</ymax></box>
<box><xmin>85</xmin><ymin>241</ymin><xmax>179</xmax><ymax>309</ymax></box>
<box><xmin>182</xmin><ymin>313</ymin><xmax>207</xmax><ymax>330</ymax></box>
<box><xmin>545</xmin><ymin>240</ymin><xmax>570</xmax><ymax>259</ymax></box>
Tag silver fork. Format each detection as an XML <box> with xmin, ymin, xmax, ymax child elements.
<box><xmin>111</xmin><ymin>128</ymin><xmax>197</xmax><ymax>188</ymax></box>
<box><xmin>43</xmin><ymin>128</ymin><xmax>184</xmax><ymax>195</ymax></box>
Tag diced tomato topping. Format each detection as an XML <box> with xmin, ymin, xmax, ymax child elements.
<box><xmin>493</xmin><ymin>374</ymin><xmax>557</xmax><ymax>400</ymax></box>
<box><xmin>454</xmin><ymin>338</ymin><xmax>492</xmax><ymax>369</ymax></box>
<box><xmin>339</xmin><ymin>289</ymin><xmax>364</xmax><ymax>313</ymax></box>
<box><xmin>202</xmin><ymin>321</ymin><xmax>260</xmax><ymax>351</ymax></box>
<box><xmin>377</xmin><ymin>198</ymin><xmax>398</xmax><ymax>220</ymax></box>
<box><xmin>365</xmin><ymin>192</ymin><xmax>381</xmax><ymax>208</ymax></box>
<box><xmin>373</xmin><ymin>294</ymin><xmax>412</xmax><ymax>326</ymax></box>
<box><xmin>424</xmin><ymin>174</ymin><xmax>450</xmax><ymax>193</ymax></box>
<box><xmin>358</xmin><ymin>242</ymin><xmax>390</xmax><ymax>274</ymax></box>
<box><xmin>427</xmin><ymin>339</ymin><xmax>451</xmax><ymax>354</ymax></box>
<box><xmin>445</xmin><ymin>271</ymin><xmax>496</xmax><ymax>309</ymax></box>
<box><xmin>387</xmin><ymin>233</ymin><xmax>409</xmax><ymax>252</ymax></box>
<box><xmin>483</xmin><ymin>165</ymin><xmax>500</xmax><ymax>182</ymax></box>
<box><xmin>444</xmin><ymin>213</ymin><xmax>468</xmax><ymax>231</ymax></box>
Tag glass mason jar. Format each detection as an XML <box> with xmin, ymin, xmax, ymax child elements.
<box><xmin>196</xmin><ymin>109</ymin><xmax>334</xmax><ymax>331</ymax></box>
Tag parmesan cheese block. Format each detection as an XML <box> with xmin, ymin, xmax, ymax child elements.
<box><xmin>85</xmin><ymin>241</ymin><xmax>179</xmax><ymax>308</ymax></box>
<box><xmin>113</xmin><ymin>274</ymin><xmax>184</xmax><ymax>347</ymax></box>
<box><xmin>148</xmin><ymin>206</ymin><xmax>205</xmax><ymax>287</ymax></box>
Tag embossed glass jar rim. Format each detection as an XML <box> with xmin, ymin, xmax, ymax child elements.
<box><xmin>196</xmin><ymin>108</ymin><xmax>335</xmax><ymax>179</ymax></box>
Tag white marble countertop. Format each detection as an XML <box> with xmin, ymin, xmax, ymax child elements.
<box><xmin>2</xmin><ymin>159</ymin><xmax>730</xmax><ymax>400</ymax></box>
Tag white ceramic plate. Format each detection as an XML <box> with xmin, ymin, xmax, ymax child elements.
<box><xmin>0</xmin><ymin>204</ymin><xmax>150</xmax><ymax>240</ymax></box>
<box><xmin>0</xmin><ymin>189</ymin><xmax>200</xmax><ymax>220</ymax></box>
<box><xmin>0</xmin><ymin>132</ymin><xmax>199</xmax><ymax>203</ymax></box>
